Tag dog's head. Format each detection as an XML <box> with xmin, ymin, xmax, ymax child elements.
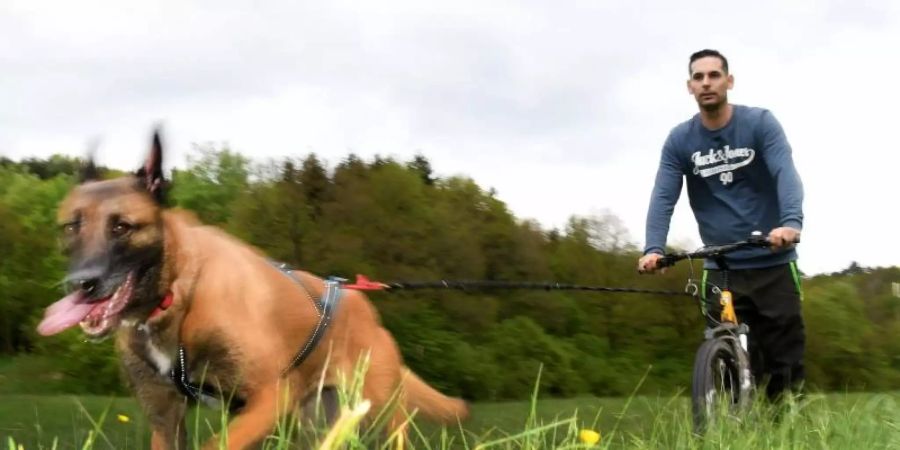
<box><xmin>37</xmin><ymin>129</ymin><xmax>170</xmax><ymax>340</ymax></box>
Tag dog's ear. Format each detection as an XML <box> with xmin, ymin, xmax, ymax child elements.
<box><xmin>136</xmin><ymin>127</ymin><xmax>167</xmax><ymax>204</ymax></box>
<box><xmin>79</xmin><ymin>158</ymin><xmax>100</xmax><ymax>183</ymax></box>
<box><xmin>78</xmin><ymin>140</ymin><xmax>101</xmax><ymax>183</ymax></box>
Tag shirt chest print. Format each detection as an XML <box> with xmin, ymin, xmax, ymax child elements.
<box><xmin>690</xmin><ymin>145</ymin><xmax>756</xmax><ymax>185</ymax></box>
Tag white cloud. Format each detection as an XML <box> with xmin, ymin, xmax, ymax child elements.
<box><xmin>2</xmin><ymin>0</ymin><xmax>898</xmax><ymax>275</ymax></box>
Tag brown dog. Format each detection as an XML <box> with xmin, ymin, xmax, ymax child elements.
<box><xmin>37</xmin><ymin>129</ymin><xmax>468</xmax><ymax>449</ymax></box>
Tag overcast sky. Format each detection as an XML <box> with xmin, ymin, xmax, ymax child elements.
<box><xmin>3</xmin><ymin>0</ymin><xmax>898</xmax><ymax>276</ymax></box>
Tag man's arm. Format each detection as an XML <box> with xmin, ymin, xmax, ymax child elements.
<box><xmin>758</xmin><ymin>110</ymin><xmax>804</xmax><ymax>246</ymax></box>
<box><xmin>644</xmin><ymin>133</ymin><xmax>684</xmax><ymax>256</ymax></box>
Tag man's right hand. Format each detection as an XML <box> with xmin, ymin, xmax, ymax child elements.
<box><xmin>637</xmin><ymin>253</ymin><xmax>665</xmax><ymax>274</ymax></box>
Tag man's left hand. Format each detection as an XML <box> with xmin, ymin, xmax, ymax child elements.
<box><xmin>768</xmin><ymin>227</ymin><xmax>801</xmax><ymax>249</ymax></box>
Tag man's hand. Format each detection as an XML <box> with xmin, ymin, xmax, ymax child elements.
<box><xmin>637</xmin><ymin>253</ymin><xmax>665</xmax><ymax>274</ymax></box>
<box><xmin>768</xmin><ymin>227</ymin><xmax>801</xmax><ymax>249</ymax></box>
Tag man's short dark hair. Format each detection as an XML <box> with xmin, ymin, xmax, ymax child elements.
<box><xmin>689</xmin><ymin>49</ymin><xmax>729</xmax><ymax>74</ymax></box>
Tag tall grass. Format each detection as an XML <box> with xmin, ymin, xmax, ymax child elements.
<box><xmin>4</xmin><ymin>362</ymin><xmax>899</xmax><ymax>449</ymax></box>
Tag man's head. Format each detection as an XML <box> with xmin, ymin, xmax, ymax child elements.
<box><xmin>687</xmin><ymin>49</ymin><xmax>733</xmax><ymax>112</ymax></box>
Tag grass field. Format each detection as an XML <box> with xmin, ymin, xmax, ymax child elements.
<box><xmin>1</xmin><ymin>356</ymin><xmax>899</xmax><ymax>449</ymax></box>
<box><xmin>2</xmin><ymin>391</ymin><xmax>898</xmax><ymax>449</ymax></box>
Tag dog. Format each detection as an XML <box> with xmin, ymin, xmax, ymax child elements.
<box><xmin>37</xmin><ymin>129</ymin><xmax>468</xmax><ymax>449</ymax></box>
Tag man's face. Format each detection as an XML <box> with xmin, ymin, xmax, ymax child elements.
<box><xmin>687</xmin><ymin>56</ymin><xmax>733</xmax><ymax>111</ymax></box>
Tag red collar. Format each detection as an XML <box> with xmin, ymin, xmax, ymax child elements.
<box><xmin>150</xmin><ymin>292</ymin><xmax>174</xmax><ymax>318</ymax></box>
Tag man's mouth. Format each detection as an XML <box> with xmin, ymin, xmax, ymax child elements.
<box><xmin>37</xmin><ymin>272</ymin><xmax>136</xmax><ymax>338</ymax></box>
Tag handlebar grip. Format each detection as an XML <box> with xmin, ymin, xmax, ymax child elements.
<box><xmin>638</xmin><ymin>253</ymin><xmax>675</xmax><ymax>273</ymax></box>
<box><xmin>764</xmin><ymin>235</ymin><xmax>801</xmax><ymax>245</ymax></box>
<box><xmin>656</xmin><ymin>255</ymin><xmax>678</xmax><ymax>268</ymax></box>
<box><xmin>750</xmin><ymin>230</ymin><xmax>800</xmax><ymax>245</ymax></box>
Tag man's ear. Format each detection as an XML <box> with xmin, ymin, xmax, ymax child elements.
<box><xmin>136</xmin><ymin>126</ymin><xmax>167</xmax><ymax>204</ymax></box>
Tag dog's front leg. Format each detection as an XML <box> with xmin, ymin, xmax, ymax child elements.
<box><xmin>149</xmin><ymin>401</ymin><xmax>187</xmax><ymax>450</ymax></box>
<box><xmin>203</xmin><ymin>382</ymin><xmax>287</xmax><ymax>450</ymax></box>
<box><xmin>132</xmin><ymin>374</ymin><xmax>188</xmax><ymax>450</ymax></box>
<box><xmin>120</xmin><ymin>350</ymin><xmax>188</xmax><ymax>450</ymax></box>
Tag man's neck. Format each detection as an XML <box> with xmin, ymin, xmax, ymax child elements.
<box><xmin>699</xmin><ymin>103</ymin><xmax>733</xmax><ymax>130</ymax></box>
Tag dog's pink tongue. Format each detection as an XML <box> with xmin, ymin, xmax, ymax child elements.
<box><xmin>37</xmin><ymin>291</ymin><xmax>93</xmax><ymax>336</ymax></box>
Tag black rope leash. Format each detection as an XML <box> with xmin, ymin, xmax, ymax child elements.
<box><xmin>343</xmin><ymin>275</ymin><xmax>692</xmax><ymax>297</ymax></box>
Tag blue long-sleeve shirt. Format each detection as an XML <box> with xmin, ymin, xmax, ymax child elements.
<box><xmin>644</xmin><ymin>105</ymin><xmax>804</xmax><ymax>269</ymax></box>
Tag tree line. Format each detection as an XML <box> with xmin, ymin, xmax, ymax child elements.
<box><xmin>1</xmin><ymin>148</ymin><xmax>898</xmax><ymax>399</ymax></box>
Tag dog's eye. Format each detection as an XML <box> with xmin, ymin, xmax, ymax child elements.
<box><xmin>111</xmin><ymin>221</ymin><xmax>133</xmax><ymax>238</ymax></box>
<box><xmin>61</xmin><ymin>222</ymin><xmax>79</xmax><ymax>236</ymax></box>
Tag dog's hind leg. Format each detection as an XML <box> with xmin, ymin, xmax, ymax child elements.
<box><xmin>293</xmin><ymin>385</ymin><xmax>340</xmax><ymax>448</ymax></box>
<box><xmin>360</xmin><ymin>331</ymin><xmax>409</xmax><ymax>449</ymax></box>
<box><xmin>299</xmin><ymin>385</ymin><xmax>340</xmax><ymax>428</ymax></box>
<box><xmin>203</xmin><ymin>382</ymin><xmax>292</xmax><ymax>450</ymax></box>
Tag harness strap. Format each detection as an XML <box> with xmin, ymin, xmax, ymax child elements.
<box><xmin>168</xmin><ymin>261</ymin><xmax>342</xmax><ymax>409</ymax></box>
<box><xmin>170</xmin><ymin>345</ymin><xmax>247</xmax><ymax>412</ymax></box>
<box><xmin>276</xmin><ymin>265</ymin><xmax>343</xmax><ymax>376</ymax></box>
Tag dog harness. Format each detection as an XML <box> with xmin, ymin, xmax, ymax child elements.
<box><xmin>274</xmin><ymin>262</ymin><xmax>344</xmax><ymax>375</ymax></box>
<box><xmin>167</xmin><ymin>261</ymin><xmax>343</xmax><ymax>412</ymax></box>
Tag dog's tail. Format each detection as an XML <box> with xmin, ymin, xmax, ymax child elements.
<box><xmin>401</xmin><ymin>368</ymin><xmax>469</xmax><ymax>424</ymax></box>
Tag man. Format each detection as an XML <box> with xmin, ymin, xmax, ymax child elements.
<box><xmin>637</xmin><ymin>49</ymin><xmax>805</xmax><ymax>401</ymax></box>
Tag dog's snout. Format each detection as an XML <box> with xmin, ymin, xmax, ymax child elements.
<box><xmin>65</xmin><ymin>266</ymin><xmax>106</xmax><ymax>294</ymax></box>
<box><xmin>79</xmin><ymin>278</ymin><xmax>100</xmax><ymax>294</ymax></box>
<box><xmin>66</xmin><ymin>276</ymin><xmax>101</xmax><ymax>294</ymax></box>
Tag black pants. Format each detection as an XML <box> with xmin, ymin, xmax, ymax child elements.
<box><xmin>701</xmin><ymin>262</ymin><xmax>806</xmax><ymax>401</ymax></box>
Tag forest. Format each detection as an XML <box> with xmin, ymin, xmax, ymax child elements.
<box><xmin>1</xmin><ymin>148</ymin><xmax>897</xmax><ymax>400</ymax></box>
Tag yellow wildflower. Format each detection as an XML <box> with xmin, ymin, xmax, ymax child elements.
<box><xmin>117</xmin><ymin>414</ymin><xmax>131</xmax><ymax>423</ymax></box>
<box><xmin>579</xmin><ymin>429</ymin><xmax>601</xmax><ymax>446</ymax></box>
